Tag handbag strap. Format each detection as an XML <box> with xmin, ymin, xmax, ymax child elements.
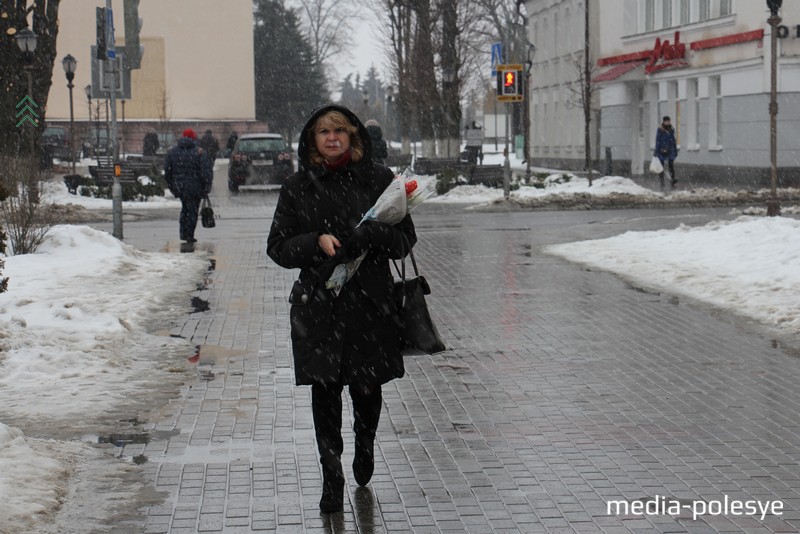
<box><xmin>392</xmin><ymin>234</ymin><xmax>419</xmax><ymax>283</ymax></box>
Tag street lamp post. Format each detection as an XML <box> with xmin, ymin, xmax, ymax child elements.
<box><xmin>362</xmin><ymin>89</ymin><xmax>369</xmax><ymax>117</ymax></box>
<box><xmin>62</xmin><ymin>54</ymin><xmax>77</xmax><ymax>175</ymax></box>
<box><xmin>84</xmin><ymin>85</ymin><xmax>94</xmax><ymax>158</ymax></box>
<box><xmin>386</xmin><ymin>85</ymin><xmax>394</xmax><ymax>143</ymax></box>
<box><xmin>767</xmin><ymin>0</ymin><xmax>782</xmax><ymax>216</ymax></box>
<box><xmin>442</xmin><ymin>66</ymin><xmax>456</xmax><ymax>159</ymax></box>
<box><xmin>15</xmin><ymin>27</ymin><xmax>38</xmax><ymax>201</ymax></box>
<box><xmin>15</xmin><ymin>28</ymin><xmax>37</xmax><ymax>158</ymax></box>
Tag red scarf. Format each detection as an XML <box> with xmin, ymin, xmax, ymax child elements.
<box><xmin>323</xmin><ymin>150</ymin><xmax>351</xmax><ymax>171</ymax></box>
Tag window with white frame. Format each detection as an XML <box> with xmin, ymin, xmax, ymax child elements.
<box><xmin>662</xmin><ymin>0</ymin><xmax>673</xmax><ymax>28</ymax></box>
<box><xmin>708</xmin><ymin>76</ymin><xmax>722</xmax><ymax>147</ymax></box>
<box><xmin>645</xmin><ymin>0</ymin><xmax>655</xmax><ymax>32</ymax></box>
<box><xmin>687</xmin><ymin>79</ymin><xmax>699</xmax><ymax>148</ymax></box>
<box><xmin>699</xmin><ymin>0</ymin><xmax>710</xmax><ymax>21</ymax></box>
<box><xmin>680</xmin><ymin>0</ymin><xmax>689</xmax><ymax>24</ymax></box>
<box><xmin>638</xmin><ymin>0</ymin><xmax>731</xmax><ymax>32</ymax></box>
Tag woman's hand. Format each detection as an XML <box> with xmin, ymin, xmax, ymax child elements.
<box><xmin>318</xmin><ymin>234</ymin><xmax>341</xmax><ymax>257</ymax></box>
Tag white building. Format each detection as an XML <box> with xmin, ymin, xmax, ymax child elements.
<box><xmin>525</xmin><ymin>0</ymin><xmax>800</xmax><ymax>186</ymax></box>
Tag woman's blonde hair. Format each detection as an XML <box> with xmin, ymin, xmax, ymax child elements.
<box><xmin>306</xmin><ymin>111</ymin><xmax>364</xmax><ymax>166</ymax></box>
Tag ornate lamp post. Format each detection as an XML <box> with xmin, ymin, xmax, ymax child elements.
<box><xmin>766</xmin><ymin>0</ymin><xmax>782</xmax><ymax>216</ymax></box>
<box><xmin>441</xmin><ymin>66</ymin><xmax>456</xmax><ymax>159</ymax></box>
<box><xmin>15</xmin><ymin>27</ymin><xmax>38</xmax><ymax>202</ymax></box>
<box><xmin>62</xmin><ymin>54</ymin><xmax>77</xmax><ymax>174</ymax></box>
<box><xmin>386</xmin><ymin>85</ymin><xmax>394</xmax><ymax>143</ymax></box>
<box><xmin>14</xmin><ymin>28</ymin><xmax>37</xmax><ymax>159</ymax></box>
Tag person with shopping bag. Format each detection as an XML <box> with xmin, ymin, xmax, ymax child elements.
<box><xmin>654</xmin><ymin>116</ymin><xmax>678</xmax><ymax>190</ymax></box>
<box><xmin>266</xmin><ymin>104</ymin><xmax>416</xmax><ymax>513</ymax></box>
<box><xmin>164</xmin><ymin>128</ymin><xmax>213</xmax><ymax>244</ymax></box>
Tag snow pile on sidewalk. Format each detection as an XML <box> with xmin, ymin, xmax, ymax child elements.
<box><xmin>545</xmin><ymin>216</ymin><xmax>800</xmax><ymax>338</ymax></box>
<box><xmin>430</xmin><ymin>173</ymin><xmax>800</xmax><ymax>209</ymax></box>
<box><xmin>430</xmin><ymin>174</ymin><xmax>659</xmax><ymax>205</ymax></box>
<box><xmin>0</xmin><ymin>225</ymin><xmax>207</xmax><ymax>531</ymax></box>
<box><xmin>45</xmin><ymin>180</ymin><xmax>180</xmax><ymax>211</ymax></box>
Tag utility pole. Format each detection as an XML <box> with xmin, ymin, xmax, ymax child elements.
<box><xmin>104</xmin><ymin>0</ymin><xmax>123</xmax><ymax>239</ymax></box>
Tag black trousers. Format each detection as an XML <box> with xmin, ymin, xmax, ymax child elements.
<box><xmin>311</xmin><ymin>383</ymin><xmax>382</xmax><ymax>468</ymax></box>
<box><xmin>178</xmin><ymin>194</ymin><xmax>202</xmax><ymax>241</ymax></box>
<box><xmin>659</xmin><ymin>159</ymin><xmax>676</xmax><ymax>189</ymax></box>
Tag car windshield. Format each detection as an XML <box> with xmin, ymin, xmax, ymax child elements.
<box><xmin>238</xmin><ymin>138</ymin><xmax>286</xmax><ymax>152</ymax></box>
<box><xmin>44</xmin><ymin>127</ymin><xmax>66</xmax><ymax>139</ymax></box>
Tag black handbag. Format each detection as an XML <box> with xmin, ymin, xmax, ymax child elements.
<box><xmin>200</xmin><ymin>196</ymin><xmax>215</xmax><ymax>228</ymax></box>
<box><xmin>393</xmin><ymin>238</ymin><xmax>446</xmax><ymax>355</ymax></box>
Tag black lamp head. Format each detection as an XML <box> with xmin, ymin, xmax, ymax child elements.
<box><xmin>768</xmin><ymin>0</ymin><xmax>783</xmax><ymax>16</ymax></box>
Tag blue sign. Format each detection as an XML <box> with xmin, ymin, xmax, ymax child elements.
<box><xmin>106</xmin><ymin>8</ymin><xmax>116</xmax><ymax>58</ymax></box>
<box><xmin>491</xmin><ymin>42</ymin><xmax>503</xmax><ymax>77</ymax></box>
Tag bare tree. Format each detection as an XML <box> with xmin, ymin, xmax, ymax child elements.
<box><xmin>565</xmin><ymin>1</ymin><xmax>598</xmax><ymax>184</ymax></box>
<box><xmin>290</xmin><ymin>0</ymin><xmax>357</xmax><ymax>84</ymax></box>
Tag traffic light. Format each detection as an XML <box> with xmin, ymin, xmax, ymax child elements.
<box><xmin>503</xmin><ymin>71</ymin><xmax>517</xmax><ymax>95</ymax></box>
<box><xmin>96</xmin><ymin>7</ymin><xmax>107</xmax><ymax>60</ymax></box>
<box><xmin>123</xmin><ymin>0</ymin><xmax>143</xmax><ymax>69</ymax></box>
<box><xmin>495</xmin><ymin>65</ymin><xmax>524</xmax><ymax>102</ymax></box>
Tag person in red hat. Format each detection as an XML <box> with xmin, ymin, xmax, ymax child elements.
<box><xmin>164</xmin><ymin>128</ymin><xmax>213</xmax><ymax>244</ymax></box>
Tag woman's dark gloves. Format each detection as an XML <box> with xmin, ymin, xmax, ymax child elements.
<box><xmin>342</xmin><ymin>221</ymin><xmax>394</xmax><ymax>260</ymax></box>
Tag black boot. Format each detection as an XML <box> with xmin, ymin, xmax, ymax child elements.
<box><xmin>319</xmin><ymin>456</ymin><xmax>345</xmax><ymax>513</ymax></box>
<box><xmin>313</xmin><ymin>384</ymin><xmax>345</xmax><ymax>513</ymax></box>
<box><xmin>351</xmin><ymin>386</ymin><xmax>382</xmax><ymax>486</ymax></box>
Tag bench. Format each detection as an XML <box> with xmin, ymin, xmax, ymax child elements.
<box><xmin>385</xmin><ymin>153</ymin><xmax>412</xmax><ymax>168</ymax></box>
<box><xmin>88</xmin><ymin>164</ymin><xmax>139</xmax><ymax>187</ymax></box>
<box><xmin>469</xmin><ymin>165</ymin><xmax>504</xmax><ymax>187</ymax></box>
<box><xmin>413</xmin><ymin>157</ymin><xmax>471</xmax><ymax>177</ymax></box>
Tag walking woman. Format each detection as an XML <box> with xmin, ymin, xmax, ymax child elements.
<box><xmin>267</xmin><ymin>104</ymin><xmax>416</xmax><ymax>513</ymax></box>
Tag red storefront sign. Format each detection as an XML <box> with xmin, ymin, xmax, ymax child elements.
<box><xmin>645</xmin><ymin>32</ymin><xmax>688</xmax><ymax>73</ymax></box>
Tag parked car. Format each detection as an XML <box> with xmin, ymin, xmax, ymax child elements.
<box><xmin>227</xmin><ymin>133</ymin><xmax>293</xmax><ymax>191</ymax></box>
<box><xmin>42</xmin><ymin>125</ymin><xmax>74</xmax><ymax>161</ymax></box>
<box><xmin>81</xmin><ymin>128</ymin><xmax>110</xmax><ymax>159</ymax></box>
<box><xmin>155</xmin><ymin>132</ymin><xmax>177</xmax><ymax>157</ymax></box>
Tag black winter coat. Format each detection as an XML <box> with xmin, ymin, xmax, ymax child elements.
<box><xmin>267</xmin><ymin>104</ymin><xmax>416</xmax><ymax>386</ymax></box>
<box><xmin>164</xmin><ymin>137</ymin><xmax>213</xmax><ymax>198</ymax></box>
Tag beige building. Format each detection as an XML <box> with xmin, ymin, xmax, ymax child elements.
<box><xmin>47</xmin><ymin>0</ymin><xmax>261</xmax><ymax>151</ymax></box>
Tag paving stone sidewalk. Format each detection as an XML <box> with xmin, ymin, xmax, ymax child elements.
<box><xmin>121</xmin><ymin>204</ymin><xmax>800</xmax><ymax>533</ymax></box>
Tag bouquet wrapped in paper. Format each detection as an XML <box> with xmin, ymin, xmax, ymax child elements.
<box><xmin>326</xmin><ymin>168</ymin><xmax>436</xmax><ymax>292</ymax></box>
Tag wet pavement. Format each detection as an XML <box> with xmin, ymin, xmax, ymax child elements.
<box><xmin>88</xmin><ymin>168</ymin><xmax>800</xmax><ymax>533</ymax></box>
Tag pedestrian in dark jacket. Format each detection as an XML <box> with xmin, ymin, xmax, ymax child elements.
<box><xmin>225</xmin><ymin>132</ymin><xmax>238</xmax><ymax>158</ymax></box>
<box><xmin>143</xmin><ymin>131</ymin><xmax>159</xmax><ymax>157</ymax></box>
<box><xmin>164</xmin><ymin>128</ymin><xmax>213</xmax><ymax>243</ymax></box>
<box><xmin>267</xmin><ymin>104</ymin><xmax>416</xmax><ymax>513</ymax></box>
<box><xmin>364</xmin><ymin>119</ymin><xmax>388</xmax><ymax>166</ymax></box>
<box><xmin>654</xmin><ymin>115</ymin><xmax>678</xmax><ymax>190</ymax></box>
<box><xmin>199</xmin><ymin>129</ymin><xmax>220</xmax><ymax>162</ymax></box>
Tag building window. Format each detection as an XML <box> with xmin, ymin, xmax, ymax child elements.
<box><xmin>662</xmin><ymin>0</ymin><xmax>673</xmax><ymax>28</ymax></box>
<box><xmin>698</xmin><ymin>0</ymin><xmax>710</xmax><ymax>21</ymax></box>
<box><xmin>719</xmin><ymin>0</ymin><xmax>732</xmax><ymax>16</ymax></box>
<box><xmin>688</xmin><ymin>78</ymin><xmax>699</xmax><ymax>147</ymax></box>
<box><xmin>645</xmin><ymin>0</ymin><xmax>655</xmax><ymax>32</ymax></box>
<box><xmin>680</xmin><ymin>0</ymin><xmax>689</xmax><ymax>24</ymax></box>
<box><xmin>709</xmin><ymin>76</ymin><xmax>722</xmax><ymax>147</ymax></box>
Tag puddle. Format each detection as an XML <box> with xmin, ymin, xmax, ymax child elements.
<box><xmin>94</xmin><ymin>428</ymin><xmax>181</xmax><ymax>447</ymax></box>
<box><xmin>187</xmin><ymin>344</ymin><xmax>247</xmax><ymax>366</ymax></box>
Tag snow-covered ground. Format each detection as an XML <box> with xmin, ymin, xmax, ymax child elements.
<box><xmin>0</xmin><ymin>225</ymin><xmax>207</xmax><ymax>532</ymax></box>
<box><xmin>429</xmin><ymin>172</ymin><xmax>800</xmax><ymax>210</ymax></box>
<box><xmin>545</xmin><ymin>216</ymin><xmax>800</xmax><ymax>341</ymax></box>
<box><xmin>6</xmin><ymin>157</ymin><xmax>798</xmax><ymax>531</ymax></box>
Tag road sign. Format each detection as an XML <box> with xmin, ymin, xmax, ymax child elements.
<box><xmin>491</xmin><ymin>42</ymin><xmax>503</xmax><ymax>77</ymax></box>
<box><xmin>495</xmin><ymin>64</ymin><xmax>524</xmax><ymax>103</ymax></box>
<box><xmin>90</xmin><ymin>45</ymin><xmax>132</xmax><ymax>99</ymax></box>
<box><xmin>15</xmin><ymin>95</ymin><xmax>39</xmax><ymax>127</ymax></box>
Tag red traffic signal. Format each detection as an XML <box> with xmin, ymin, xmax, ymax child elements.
<box><xmin>495</xmin><ymin>65</ymin><xmax>524</xmax><ymax>102</ymax></box>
